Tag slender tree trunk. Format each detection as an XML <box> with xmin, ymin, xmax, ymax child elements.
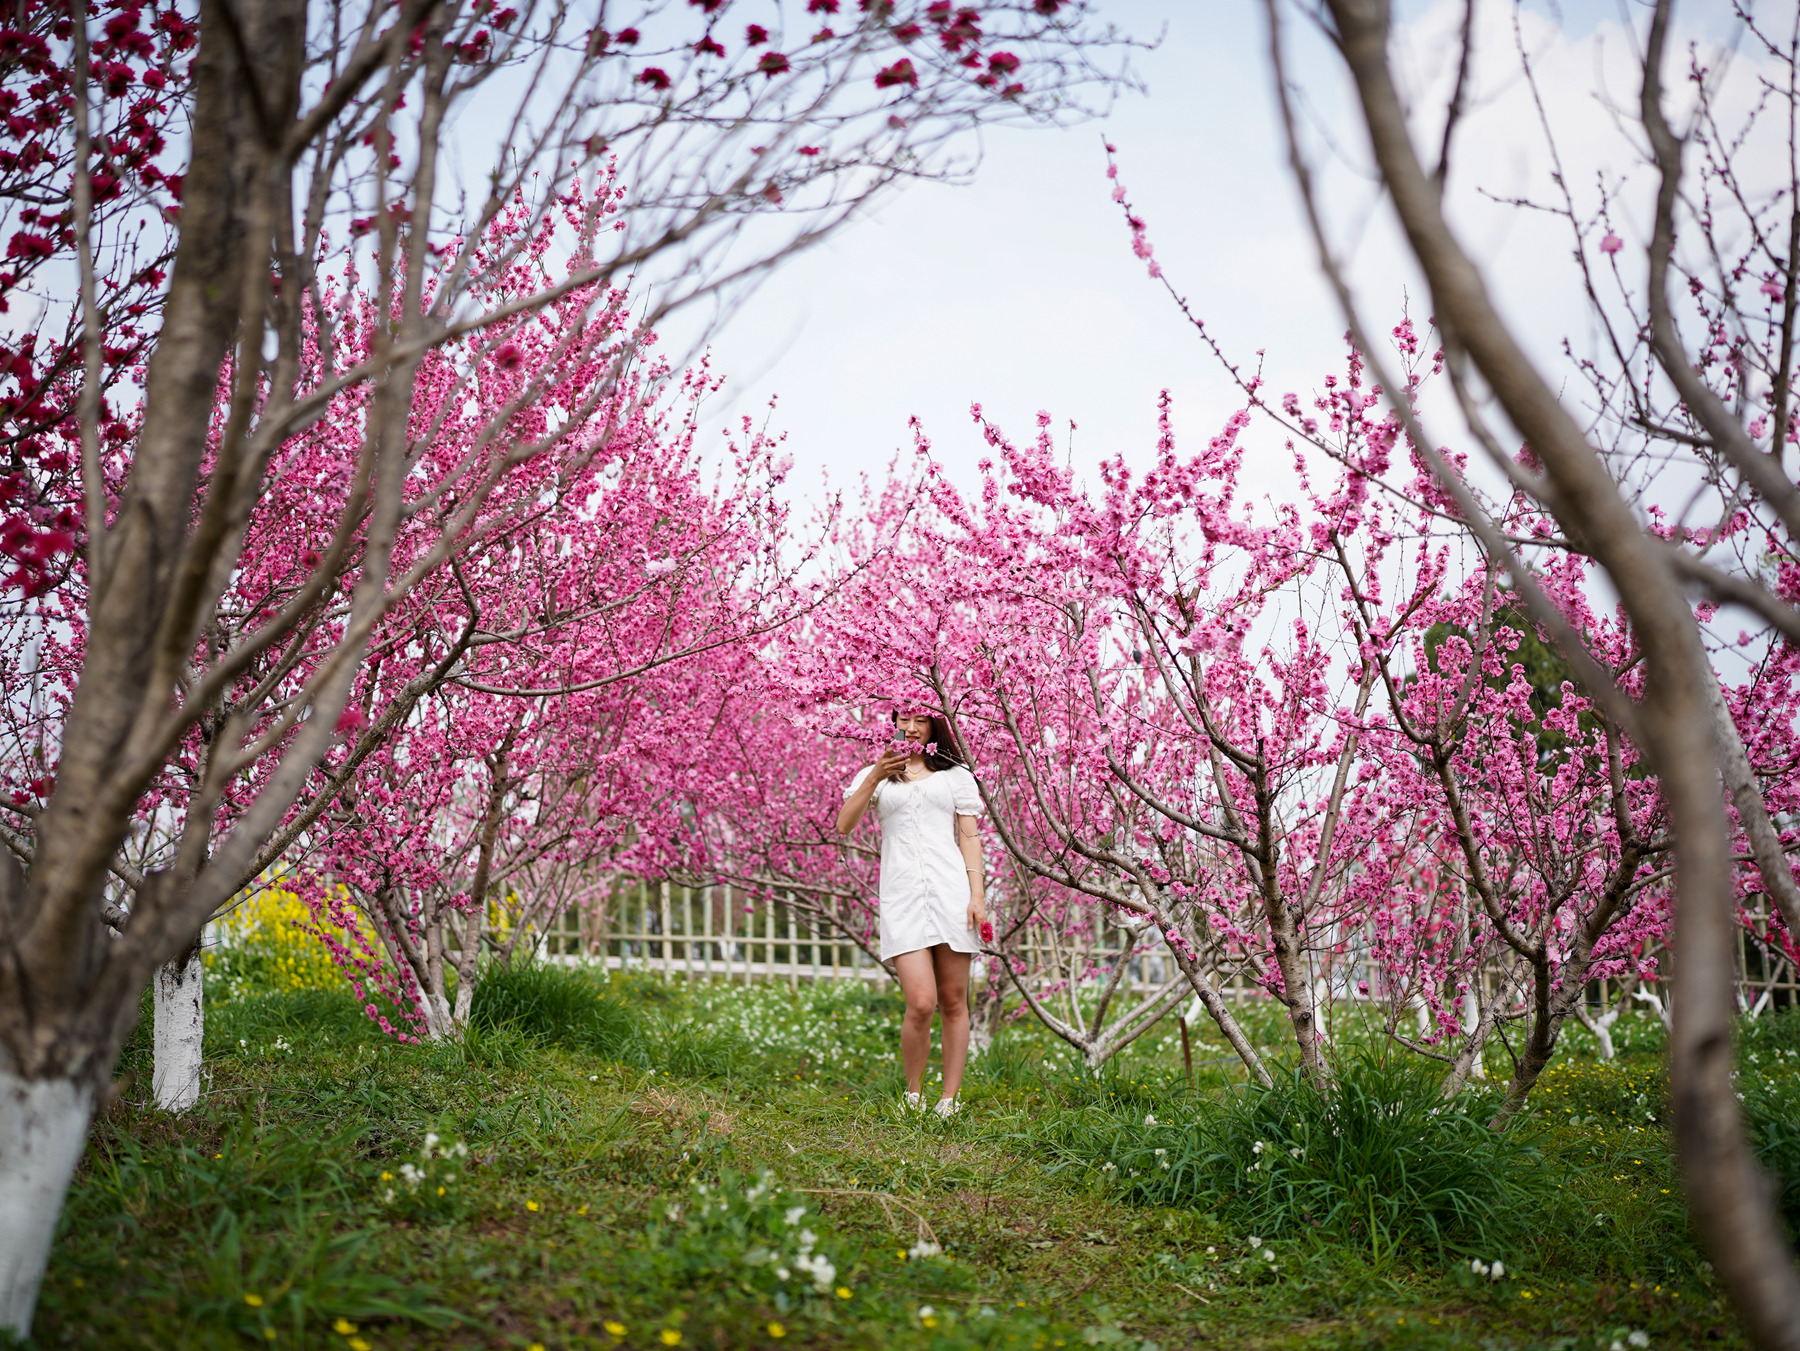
<box><xmin>1319</xmin><ymin>2</ymin><xmax>1800</xmax><ymax>1339</ymax></box>
<box><xmin>1575</xmin><ymin>1000</ymin><xmax>1618</xmax><ymax>1062</ymax></box>
<box><xmin>1155</xmin><ymin>905</ymin><xmax>1273</xmax><ymax>1089</ymax></box>
<box><xmin>1253</xmin><ymin>770</ymin><xmax>1329</xmax><ymax>1085</ymax></box>
<box><xmin>151</xmin><ymin>942</ymin><xmax>204</xmax><ymax>1112</ymax></box>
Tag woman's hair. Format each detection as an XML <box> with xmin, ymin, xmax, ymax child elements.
<box><xmin>892</xmin><ymin>711</ymin><xmax>964</xmax><ymax>772</ymax></box>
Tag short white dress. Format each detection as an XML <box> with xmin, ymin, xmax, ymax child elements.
<box><xmin>844</xmin><ymin>763</ymin><xmax>985</xmax><ymax>960</ymax></box>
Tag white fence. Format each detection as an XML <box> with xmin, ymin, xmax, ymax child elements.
<box><xmin>537</xmin><ymin>880</ymin><xmax>892</xmax><ymax>985</ymax></box>
<box><xmin>533</xmin><ymin>879</ymin><xmax>1800</xmax><ymax>1016</ymax></box>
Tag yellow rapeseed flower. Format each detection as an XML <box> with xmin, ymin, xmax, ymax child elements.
<box><xmin>243</xmin><ymin>1293</ymin><xmax>264</xmax><ymax>1307</ymax></box>
<box><xmin>526</xmin><ymin>1200</ymin><xmax>540</xmax><ymax>1212</ymax></box>
<box><xmin>349</xmin><ymin>1340</ymin><xmax>373</xmax><ymax>1351</ymax></box>
<box><xmin>660</xmin><ymin>1331</ymin><xmax>683</xmax><ymax>1346</ymax></box>
<box><xmin>835</xmin><ymin>1286</ymin><xmax>852</xmax><ymax>1299</ymax></box>
<box><xmin>604</xmin><ymin>1321</ymin><xmax>627</xmax><ymax>1338</ymax></box>
<box><xmin>332</xmin><ymin>1318</ymin><xmax>357</xmax><ymax>1334</ymax></box>
<box><xmin>767</xmin><ymin>1323</ymin><xmax>787</xmax><ymax>1338</ymax></box>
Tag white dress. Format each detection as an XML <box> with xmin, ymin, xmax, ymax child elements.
<box><xmin>844</xmin><ymin>764</ymin><xmax>984</xmax><ymax>960</ymax></box>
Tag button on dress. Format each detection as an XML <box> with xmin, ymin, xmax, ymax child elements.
<box><xmin>844</xmin><ymin>764</ymin><xmax>985</xmax><ymax>960</ymax></box>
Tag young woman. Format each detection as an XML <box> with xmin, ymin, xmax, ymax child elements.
<box><xmin>836</xmin><ymin>709</ymin><xmax>987</xmax><ymax>1115</ymax></box>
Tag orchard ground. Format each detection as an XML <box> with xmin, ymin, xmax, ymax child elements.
<box><xmin>28</xmin><ymin>952</ymin><xmax>1798</xmax><ymax>1351</ymax></box>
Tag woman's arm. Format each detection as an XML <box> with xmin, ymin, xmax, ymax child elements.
<box><xmin>836</xmin><ymin>752</ymin><xmax>906</xmax><ymax>835</ymax></box>
<box><xmin>957</xmin><ymin>813</ymin><xmax>987</xmax><ymax>931</ymax></box>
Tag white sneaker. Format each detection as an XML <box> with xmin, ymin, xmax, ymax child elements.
<box><xmin>934</xmin><ymin>1096</ymin><xmax>961</xmax><ymax>1118</ymax></box>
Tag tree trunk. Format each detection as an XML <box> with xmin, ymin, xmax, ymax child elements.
<box><xmin>1575</xmin><ymin>1003</ymin><xmax>1618</xmax><ymax>1062</ymax></box>
<box><xmin>151</xmin><ymin>945</ymin><xmax>204</xmax><ymax>1112</ymax></box>
<box><xmin>0</xmin><ymin>3</ymin><xmax>306</xmax><ymax>1331</ymax></box>
<box><xmin>0</xmin><ymin>1073</ymin><xmax>96</xmax><ymax>1336</ymax></box>
<box><xmin>967</xmin><ymin>976</ymin><xmax>1004</xmax><ymax>1058</ymax></box>
<box><xmin>1253</xmin><ymin>763</ymin><xmax>1330</xmax><ymax>1086</ymax></box>
<box><xmin>1319</xmin><ymin>1</ymin><xmax>1800</xmax><ymax>1338</ymax></box>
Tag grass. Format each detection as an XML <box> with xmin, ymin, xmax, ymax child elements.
<box><xmin>29</xmin><ymin>963</ymin><xmax>1773</xmax><ymax>1350</ymax></box>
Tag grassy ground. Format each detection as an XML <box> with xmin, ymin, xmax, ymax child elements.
<box><xmin>26</xmin><ymin>967</ymin><xmax>1788</xmax><ymax>1351</ymax></box>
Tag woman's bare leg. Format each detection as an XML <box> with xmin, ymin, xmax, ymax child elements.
<box><xmin>933</xmin><ymin>947</ymin><xmax>972</xmax><ymax>1099</ymax></box>
<box><xmin>893</xmin><ymin>949</ymin><xmax>940</xmax><ymax>1095</ymax></box>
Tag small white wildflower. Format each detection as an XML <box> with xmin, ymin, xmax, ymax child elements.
<box><xmin>797</xmin><ymin>1229</ymin><xmax>818</xmax><ymax>1251</ymax></box>
<box><xmin>423</xmin><ymin>1131</ymin><xmax>440</xmax><ymax>1152</ymax></box>
<box><xmin>908</xmin><ymin>1239</ymin><xmax>942</xmax><ymax>1259</ymax></box>
<box><xmin>1252</xmin><ymin>1140</ymin><xmax>1265</xmax><ymax>1155</ymax></box>
<box><xmin>1470</xmin><ymin>1259</ymin><xmax>1488</xmax><ymax>1277</ymax></box>
<box><xmin>784</xmin><ymin>1205</ymin><xmax>807</xmax><ymax>1226</ymax></box>
<box><xmin>917</xmin><ymin>1306</ymin><xmax>936</xmax><ymax>1320</ymax></box>
<box><xmin>1101</xmin><ymin>1161</ymin><xmax>1116</xmax><ymax>1172</ymax></box>
<box><xmin>1627</xmin><ymin>1333</ymin><xmax>1649</xmax><ymax>1349</ymax></box>
<box><xmin>775</xmin><ymin>1267</ymin><xmax>790</xmax><ymax>1281</ymax></box>
<box><xmin>1144</xmin><ymin>1114</ymin><xmax>1157</xmax><ymax>1126</ymax></box>
<box><xmin>1289</xmin><ymin>1147</ymin><xmax>1303</xmax><ymax>1159</ymax></box>
<box><xmin>1490</xmin><ymin>1260</ymin><xmax>1505</xmax><ymax>1280</ymax></box>
<box><xmin>1154</xmin><ymin>1149</ymin><xmax>1166</xmax><ymax>1156</ymax></box>
<box><xmin>1248</xmin><ymin>1236</ymin><xmax>1262</xmax><ymax>1247</ymax></box>
<box><xmin>1206</xmin><ymin>1246</ymin><xmax>1216</xmax><ymax>1254</ymax></box>
<box><xmin>1263</xmin><ymin>1249</ymin><xmax>1275</xmax><ymax>1262</ymax></box>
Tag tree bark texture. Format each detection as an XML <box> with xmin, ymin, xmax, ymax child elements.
<box><xmin>151</xmin><ymin>946</ymin><xmax>204</xmax><ymax>1113</ymax></box>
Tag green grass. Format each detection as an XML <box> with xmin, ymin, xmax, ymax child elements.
<box><xmin>32</xmin><ymin>966</ymin><xmax>1769</xmax><ymax>1350</ymax></box>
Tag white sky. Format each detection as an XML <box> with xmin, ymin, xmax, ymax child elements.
<box><xmin>659</xmin><ymin>0</ymin><xmax>1770</xmax><ymax>514</ymax></box>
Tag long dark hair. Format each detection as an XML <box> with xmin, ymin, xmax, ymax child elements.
<box><xmin>892</xmin><ymin>711</ymin><xmax>965</xmax><ymax>772</ymax></box>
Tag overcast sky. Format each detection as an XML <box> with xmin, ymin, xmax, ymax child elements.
<box><xmin>658</xmin><ymin>0</ymin><xmax>1766</xmax><ymax>514</ymax></box>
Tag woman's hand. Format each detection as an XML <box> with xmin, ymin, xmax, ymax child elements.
<box><xmin>836</xmin><ymin>750</ymin><xmax>910</xmax><ymax>834</ymax></box>
<box><xmin>967</xmin><ymin>892</ymin><xmax>988</xmax><ymax>935</ymax></box>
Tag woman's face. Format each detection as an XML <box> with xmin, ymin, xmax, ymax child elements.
<box><xmin>896</xmin><ymin>712</ymin><xmax>934</xmax><ymax>745</ymax></box>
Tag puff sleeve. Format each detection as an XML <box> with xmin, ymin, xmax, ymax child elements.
<box><xmin>950</xmin><ymin>766</ymin><xmax>984</xmax><ymax>816</ymax></box>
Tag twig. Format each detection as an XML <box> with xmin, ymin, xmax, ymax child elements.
<box><xmin>794</xmin><ymin>1187</ymin><xmax>940</xmax><ymax>1247</ymax></box>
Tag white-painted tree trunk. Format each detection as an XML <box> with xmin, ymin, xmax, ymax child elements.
<box><xmin>1460</xmin><ymin>990</ymin><xmax>1486</xmax><ymax>1079</ymax></box>
<box><xmin>152</xmin><ymin>950</ymin><xmax>205</xmax><ymax>1112</ymax></box>
<box><xmin>0</xmin><ymin>1072</ymin><xmax>95</xmax><ymax>1337</ymax></box>
<box><xmin>1575</xmin><ymin>1003</ymin><xmax>1619</xmax><ymax>1061</ymax></box>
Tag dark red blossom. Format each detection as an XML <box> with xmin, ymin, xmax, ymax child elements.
<box><xmin>892</xmin><ymin>21</ymin><xmax>922</xmax><ymax>40</ymax></box>
<box><xmin>694</xmin><ymin>35</ymin><xmax>725</xmax><ymax>57</ymax></box>
<box><xmin>874</xmin><ymin>57</ymin><xmax>916</xmax><ymax>88</ymax></box>
<box><xmin>616</xmin><ymin>26</ymin><xmax>640</xmax><ymax>44</ymax></box>
<box><xmin>637</xmin><ymin>65</ymin><xmax>671</xmax><ymax>90</ymax></box>
<box><xmin>757</xmin><ymin>51</ymin><xmax>789</xmax><ymax>77</ymax></box>
<box><xmin>5</xmin><ymin>231</ymin><xmax>51</xmax><ymax>260</ymax></box>
<box><xmin>745</xmin><ymin>23</ymin><xmax>769</xmax><ymax>44</ymax></box>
